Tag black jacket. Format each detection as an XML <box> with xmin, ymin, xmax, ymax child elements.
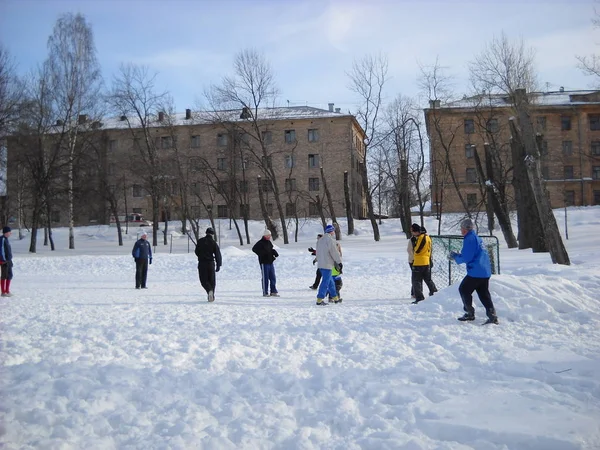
<box><xmin>195</xmin><ymin>235</ymin><xmax>222</xmax><ymax>268</ymax></box>
<box><xmin>252</xmin><ymin>237</ymin><xmax>278</xmax><ymax>264</ymax></box>
<box><xmin>0</xmin><ymin>235</ymin><xmax>12</xmax><ymax>263</ymax></box>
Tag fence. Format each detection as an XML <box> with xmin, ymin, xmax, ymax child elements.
<box><xmin>430</xmin><ymin>235</ymin><xmax>500</xmax><ymax>288</ymax></box>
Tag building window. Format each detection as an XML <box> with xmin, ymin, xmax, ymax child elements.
<box><xmin>160</xmin><ymin>136</ymin><xmax>172</xmax><ymax>149</ymax></box>
<box><xmin>467</xmin><ymin>193</ymin><xmax>477</xmax><ymax>208</ymax></box>
<box><xmin>262</xmin><ymin>131</ymin><xmax>272</xmax><ymax>145</ymax></box>
<box><xmin>238</xmin><ymin>180</ymin><xmax>248</xmax><ymax>193</ymax></box>
<box><xmin>261</xmin><ymin>178</ymin><xmax>273</xmax><ymax>192</ymax></box>
<box><xmin>565</xmin><ymin>190</ymin><xmax>575</xmax><ymax>206</ymax></box>
<box><xmin>51</xmin><ymin>210</ymin><xmax>60</xmax><ymax>223</ymax></box>
<box><xmin>308</xmin><ymin>129</ymin><xmax>319</xmax><ymax>142</ymax></box>
<box><xmin>464</xmin><ymin>119</ymin><xmax>475</xmax><ymax>134</ymax></box>
<box><xmin>132</xmin><ymin>208</ymin><xmax>142</xmax><ymax>214</ymax></box>
<box><xmin>284</xmin><ymin>129</ymin><xmax>296</xmax><ymax>144</ymax></box>
<box><xmin>217</xmin><ymin>133</ymin><xmax>228</xmax><ymax>147</ymax></box>
<box><xmin>108</xmin><ymin>139</ymin><xmax>118</xmax><ymax>151</ymax></box>
<box><xmin>593</xmin><ymin>166</ymin><xmax>600</xmax><ymax>180</ymax></box>
<box><xmin>107</xmin><ymin>163</ymin><xmax>116</xmax><ymax>175</ymax></box>
<box><xmin>309</xmin><ymin>202</ymin><xmax>319</xmax><ymax>216</ymax></box>
<box><xmin>266</xmin><ymin>203</ymin><xmax>273</xmax><ymax>216</ymax></box>
<box><xmin>561</xmin><ymin>116</ymin><xmax>572</xmax><ymax>131</ymax></box>
<box><xmin>465</xmin><ymin>144</ymin><xmax>474</xmax><ymax>159</ymax></box>
<box><xmin>240</xmin><ymin>204</ymin><xmax>249</xmax><ymax>217</ymax></box>
<box><xmin>562</xmin><ymin>141</ymin><xmax>573</xmax><ymax>156</ymax></box>
<box><xmin>592</xmin><ymin>141</ymin><xmax>600</xmax><ymax>156</ymax></box>
<box><xmin>286</xmin><ymin>203</ymin><xmax>296</xmax><ymax>216</ymax></box>
<box><xmin>133</xmin><ymin>184</ymin><xmax>143</xmax><ymax>197</ymax></box>
<box><xmin>217</xmin><ymin>205</ymin><xmax>228</xmax><ymax>218</ymax></box>
<box><xmin>536</xmin><ymin>116</ymin><xmax>547</xmax><ymax>131</ymax></box>
<box><xmin>486</xmin><ymin>118</ymin><xmax>499</xmax><ymax>133</ymax></box>
<box><xmin>590</xmin><ymin>114</ymin><xmax>600</xmax><ymax>131</ymax></box>
<box><xmin>284</xmin><ymin>155</ymin><xmax>296</xmax><ymax>168</ymax></box>
<box><xmin>309</xmin><ymin>177</ymin><xmax>320</xmax><ymax>191</ymax></box>
<box><xmin>594</xmin><ymin>190</ymin><xmax>600</xmax><ymax>205</ymax></box>
<box><xmin>285</xmin><ymin>178</ymin><xmax>297</xmax><ymax>191</ymax></box>
<box><xmin>541</xmin><ymin>166</ymin><xmax>549</xmax><ymax>180</ymax></box>
<box><xmin>217</xmin><ymin>157</ymin><xmax>227</xmax><ymax>171</ymax></box>
<box><xmin>308</xmin><ymin>154</ymin><xmax>320</xmax><ymax>168</ymax></box>
<box><xmin>261</xmin><ymin>156</ymin><xmax>272</xmax><ymax>168</ymax></box>
<box><xmin>190</xmin><ymin>135</ymin><xmax>200</xmax><ymax>148</ymax></box>
<box><xmin>466</xmin><ymin>168</ymin><xmax>477</xmax><ymax>183</ymax></box>
<box><xmin>564</xmin><ymin>165</ymin><xmax>574</xmax><ymax>179</ymax></box>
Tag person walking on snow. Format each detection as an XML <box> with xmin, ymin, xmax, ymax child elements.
<box><xmin>195</xmin><ymin>227</ymin><xmax>222</xmax><ymax>302</ymax></box>
<box><xmin>315</xmin><ymin>224</ymin><xmax>342</xmax><ymax>305</ymax></box>
<box><xmin>410</xmin><ymin>223</ymin><xmax>437</xmax><ymax>304</ymax></box>
<box><xmin>450</xmin><ymin>218</ymin><xmax>498</xmax><ymax>325</ymax></box>
<box><xmin>252</xmin><ymin>229</ymin><xmax>279</xmax><ymax>297</ymax></box>
<box><xmin>308</xmin><ymin>233</ymin><xmax>323</xmax><ymax>289</ymax></box>
<box><xmin>132</xmin><ymin>231</ymin><xmax>152</xmax><ymax>289</ymax></box>
<box><xmin>328</xmin><ymin>240</ymin><xmax>343</xmax><ymax>303</ymax></box>
<box><xmin>0</xmin><ymin>226</ymin><xmax>14</xmax><ymax>297</ymax></box>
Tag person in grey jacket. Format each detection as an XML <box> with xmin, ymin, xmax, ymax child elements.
<box><xmin>315</xmin><ymin>224</ymin><xmax>342</xmax><ymax>305</ymax></box>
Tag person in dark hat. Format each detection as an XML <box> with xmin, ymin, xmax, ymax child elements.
<box><xmin>195</xmin><ymin>227</ymin><xmax>222</xmax><ymax>302</ymax></box>
<box><xmin>252</xmin><ymin>229</ymin><xmax>279</xmax><ymax>297</ymax></box>
<box><xmin>410</xmin><ymin>223</ymin><xmax>437</xmax><ymax>304</ymax></box>
<box><xmin>0</xmin><ymin>226</ymin><xmax>13</xmax><ymax>297</ymax></box>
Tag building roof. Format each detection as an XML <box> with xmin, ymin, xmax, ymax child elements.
<box><xmin>100</xmin><ymin>106</ymin><xmax>351</xmax><ymax>131</ymax></box>
<box><xmin>434</xmin><ymin>90</ymin><xmax>600</xmax><ymax>110</ymax></box>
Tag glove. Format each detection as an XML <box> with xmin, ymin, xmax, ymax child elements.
<box><xmin>312</xmin><ymin>259</ymin><xmax>316</xmax><ymax>265</ymax></box>
<box><xmin>216</xmin><ymin>266</ymin><xmax>220</xmax><ymax>272</ymax></box>
<box><xmin>448</xmin><ymin>251</ymin><xmax>457</xmax><ymax>261</ymax></box>
<box><xmin>308</xmin><ymin>247</ymin><xmax>315</xmax><ymax>254</ymax></box>
<box><xmin>149</xmin><ymin>258</ymin><xmax>153</xmax><ymax>265</ymax></box>
<box><xmin>335</xmin><ymin>262</ymin><xmax>343</xmax><ymax>274</ymax></box>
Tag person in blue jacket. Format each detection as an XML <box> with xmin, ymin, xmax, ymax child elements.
<box><xmin>450</xmin><ymin>218</ymin><xmax>498</xmax><ymax>324</ymax></box>
<box><xmin>132</xmin><ymin>231</ymin><xmax>152</xmax><ymax>289</ymax></box>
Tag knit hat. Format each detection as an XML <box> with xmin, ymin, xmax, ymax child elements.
<box><xmin>411</xmin><ymin>223</ymin><xmax>421</xmax><ymax>233</ymax></box>
<box><xmin>263</xmin><ymin>229</ymin><xmax>271</xmax><ymax>237</ymax></box>
<box><xmin>2</xmin><ymin>226</ymin><xmax>11</xmax><ymax>234</ymax></box>
<box><xmin>324</xmin><ymin>224</ymin><xmax>335</xmax><ymax>234</ymax></box>
<box><xmin>206</xmin><ymin>227</ymin><xmax>215</xmax><ymax>235</ymax></box>
<box><xmin>140</xmin><ymin>231</ymin><xmax>148</xmax><ymax>237</ymax></box>
<box><xmin>460</xmin><ymin>218</ymin><xmax>474</xmax><ymax>231</ymax></box>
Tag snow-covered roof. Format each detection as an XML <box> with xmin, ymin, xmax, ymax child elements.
<box><xmin>99</xmin><ymin>106</ymin><xmax>351</xmax><ymax>131</ymax></box>
<box><xmin>434</xmin><ymin>90</ymin><xmax>600</xmax><ymax>110</ymax></box>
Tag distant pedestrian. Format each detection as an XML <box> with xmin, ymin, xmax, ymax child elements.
<box><xmin>407</xmin><ymin>232</ymin><xmax>417</xmax><ymax>298</ymax></box>
<box><xmin>450</xmin><ymin>218</ymin><xmax>498</xmax><ymax>325</ymax></box>
<box><xmin>308</xmin><ymin>233</ymin><xmax>323</xmax><ymax>289</ymax></box>
<box><xmin>132</xmin><ymin>231</ymin><xmax>152</xmax><ymax>289</ymax></box>
<box><xmin>195</xmin><ymin>227</ymin><xmax>222</xmax><ymax>302</ymax></box>
<box><xmin>410</xmin><ymin>223</ymin><xmax>437</xmax><ymax>304</ymax></box>
<box><xmin>0</xmin><ymin>226</ymin><xmax>14</xmax><ymax>297</ymax></box>
<box><xmin>252</xmin><ymin>229</ymin><xmax>279</xmax><ymax>297</ymax></box>
<box><xmin>315</xmin><ymin>224</ymin><xmax>342</xmax><ymax>306</ymax></box>
<box><xmin>328</xmin><ymin>240</ymin><xmax>343</xmax><ymax>303</ymax></box>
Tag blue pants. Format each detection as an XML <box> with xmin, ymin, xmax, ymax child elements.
<box><xmin>260</xmin><ymin>263</ymin><xmax>277</xmax><ymax>295</ymax></box>
<box><xmin>317</xmin><ymin>268</ymin><xmax>337</xmax><ymax>299</ymax></box>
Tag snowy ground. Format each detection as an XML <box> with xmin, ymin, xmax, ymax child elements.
<box><xmin>1</xmin><ymin>208</ymin><xmax>600</xmax><ymax>449</ymax></box>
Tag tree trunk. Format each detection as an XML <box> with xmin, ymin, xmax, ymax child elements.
<box><xmin>400</xmin><ymin>159</ymin><xmax>412</xmax><ymax>238</ymax></box>
<box><xmin>472</xmin><ymin>146</ymin><xmax>495</xmax><ymax>234</ymax></box>
<box><xmin>344</xmin><ymin>171</ymin><xmax>354</xmax><ymax>235</ymax></box>
<box><xmin>320</xmin><ymin>167</ymin><xmax>340</xmax><ymax>240</ymax></box>
<box><xmin>360</xmin><ymin>158</ymin><xmax>380</xmax><ymax>241</ymax></box>
<box><xmin>256</xmin><ymin>176</ymin><xmax>278</xmax><ymax>240</ymax></box>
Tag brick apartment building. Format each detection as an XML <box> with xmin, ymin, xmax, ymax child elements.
<box><xmin>6</xmin><ymin>105</ymin><xmax>367</xmax><ymax>227</ymax></box>
<box><xmin>424</xmin><ymin>90</ymin><xmax>600</xmax><ymax>214</ymax></box>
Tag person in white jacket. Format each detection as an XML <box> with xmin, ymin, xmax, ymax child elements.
<box><xmin>315</xmin><ymin>224</ymin><xmax>342</xmax><ymax>305</ymax></box>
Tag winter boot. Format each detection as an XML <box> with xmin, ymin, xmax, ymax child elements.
<box><xmin>208</xmin><ymin>290</ymin><xmax>215</xmax><ymax>302</ymax></box>
<box><xmin>316</xmin><ymin>298</ymin><xmax>327</xmax><ymax>306</ymax></box>
<box><xmin>457</xmin><ymin>313</ymin><xmax>475</xmax><ymax>322</ymax></box>
<box><xmin>482</xmin><ymin>317</ymin><xmax>499</xmax><ymax>325</ymax></box>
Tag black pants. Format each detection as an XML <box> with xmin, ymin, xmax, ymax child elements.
<box><xmin>135</xmin><ymin>258</ymin><xmax>148</xmax><ymax>288</ymax></box>
<box><xmin>312</xmin><ymin>268</ymin><xmax>321</xmax><ymax>287</ymax></box>
<box><xmin>459</xmin><ymin>275</ymin><xmax>497</xmax><ymax>319</ymax></box>
<box><xmin>1</xmin><ymin>261</ymin><xmax>13</xmax><ymax>280</ymax></box>
<box><xmin>198</xmin><ymin>261</ymin><xmax>216</xmax><ymax>294</ymax></box>
<box><xmin>411</xmin><ymin>265</ymin><xmax>437</xmax><ymax>301</ymax></box>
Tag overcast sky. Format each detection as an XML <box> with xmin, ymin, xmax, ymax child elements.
<box><xmin>0</xmin><ymin>0</ymin><xmax>597</xmax><ymax>113</ymax></box>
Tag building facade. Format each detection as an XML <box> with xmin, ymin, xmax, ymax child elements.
<box><xmin>6</xmin><ymin>105</ymin><xmax>367</xmax><ymax>228</ymax></box>
<box><xmin>424</xmin><ymin>90</ymin><xmax>600</xmax><ymax>214</ymax></box>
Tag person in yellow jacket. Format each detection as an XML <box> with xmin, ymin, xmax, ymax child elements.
<box><xmin>410</xmin><ymin>223</ymin><xmax>438</xmax><ymax>304</ymax></box>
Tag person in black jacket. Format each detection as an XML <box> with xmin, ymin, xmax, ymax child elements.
<box><xmin>0</xmin><ymin>226</ymin><xmax>14</xmax><ymax>297</ymax></box>
<box><xmin>195</xmin><ymin>227</ymin><xmax>222</xmax><ymax>302</ymax></box>
<box><xmin>308</xmin><ymin>233</ymin><xmax>323</xmax><ymax>289</ymax></box>
<box><xmin>252</xmin><ymin>228</ymin><xmax>279</xmax><ymax>297</ymax></box>
<box><xmin>131</xmin><ymin>231</ymin><xmax>152</xmax><ymax>289</ymax></box>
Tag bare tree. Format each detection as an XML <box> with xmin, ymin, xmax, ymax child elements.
<box><xmin>0</xmin><ymin>45</ymin><xmax>22</xmax><ymax>138</ymax></box>
<box><xmin>205</xmin><ymin>49</ymin><xmax>290</xmax><ymax>243</ymax></box>
<box><xmin>108</xmin><ymin>64</ymin><xmax>171</xmax><ymax>247</ymax></box>
<box><xmin>45</xmin><ymin>13</ymin><xmax>103</xmax><ymax>249</ymax></box>
<box><xmin>347</xmin><ymin>53</ymin><xmax>388</xmax><ymax>241</ymax></box>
